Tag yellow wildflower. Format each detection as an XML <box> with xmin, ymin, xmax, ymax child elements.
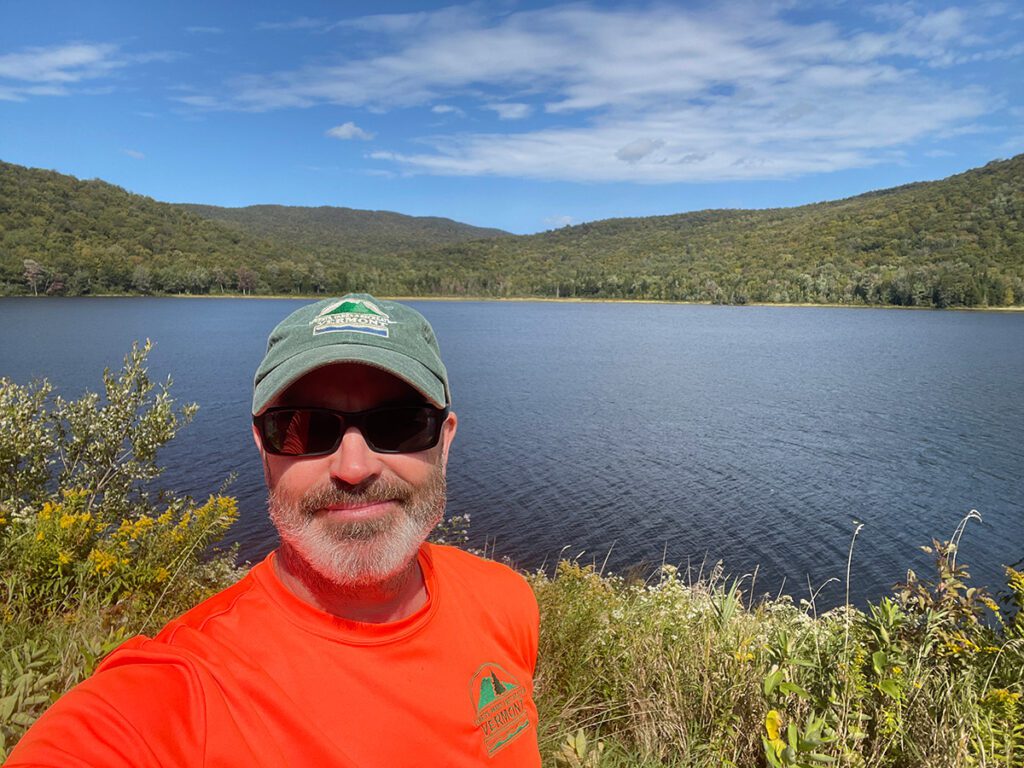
<box><xmin>39</xmin><ymin>501</ymin><xmax>56</xmax><ymax>520</ymax></box>
<box><xmin>59</xmin><ymin>513</ymin><xmax>77</xmax><ymax>529</ymax></box>
<box><xmin>1007</xmin><ymin>567</ymin><xmax>1024</xmax><ymax>592</ymax></box>
<box><xmin>985</xmin><ymin>689</ymin><xmax>1021</xmax><ymax>705</ymax></box>
<box><xmin>88</xmin><ymin>549</ymin><xmax>119</xmax><ymax>575</ymax></box>
<box><xmin>130</xmin><ymin>517</ymin><xmax>155</xmax><ymax>539</ymax></box>
<box><xmin>35</xmin><ymin>530</ymin><xmax>45</xmax><ymax>542</ymax></box>
<box><xmin>57</xmin><ymin>551</ymin><xmax>72</xmax><ymax>566</ymax></box>
<box><xmin>154</xmin><ymin>567</ymin><xmax>170</xmax><ymax>583</ymax></box>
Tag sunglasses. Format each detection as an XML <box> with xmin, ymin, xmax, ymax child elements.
<box><xmin>255</xmin><ymin>404</ymin><xmax>449</xmax><ymax>456</ymax></box>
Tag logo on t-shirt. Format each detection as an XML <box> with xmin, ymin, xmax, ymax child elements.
<box><xmin>311</xmin><ymin>298</ymin><xmax>391</xmax><ymax>337</ymax></box>
<box><xmin>469</xmin><ymin>663</ymin><xmax>531</xmax><ymax>756</ymax></box>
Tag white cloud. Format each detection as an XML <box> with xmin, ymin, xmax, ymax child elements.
<box><xmin>174</xmin><ymin>94</ymin><xmax>222</xmax><ymax>108</ymax></box>
<box><xmin>370</xmin><ymin>82</ymin><xmax>989</xmax><ymax>183</ymax></box>
<box><xmin>128</xmin><ymin>51</ymin><xmax>182</xmax><ymax>65</ymax></box>
<box><xmin>122</xmin><ymin>149</ymin><xmax>145</xmax><ymax>159</ymax></box>
<box><xmin>0</xmin><ymin>42</ymin><xmax>174</xmax><ymax>101</ymax></box>
<box><xmin>326</xmin><ymin>121</ymin><xmax>375</xmax><ymax>140</ymax></box>
<box><xmin>184</xmin><ymin>3</ymin><xmax>1019</xmax><ymax>182</ymax></box>
<box><xmin>486</xmin><ymin>102</ymin><xmax>532</xmax><ymax>120</ymax></box>
<box><xmin>186</xmin><ymin>26</ymin><xmax>222</xmax><ymax>34</ymax></box>
<box><xmin>432</xmin><ymin>104</ymin><xmax>465</xmax><ymax>117</ymax></box>
<box><xmin>0</xmin><ymin>84</ymin><xmax>69</xmax><ymax>101</ymax></box>
<box><xmin>257</xmin><ymin>17</ymin><xmax>328</xmax><ymax>31</ymax></box>
<box><xmin>0</xmin><ymin>43</ymin><xmax>120</xmax><ymax>83</ymax></box>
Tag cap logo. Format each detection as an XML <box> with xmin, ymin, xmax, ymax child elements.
<box><xmin>311</xmin><ymin>298</ymin><xmax>392</xmax><ymax>338</ymax></box>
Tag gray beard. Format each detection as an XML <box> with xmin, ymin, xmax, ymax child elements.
<box><xmin>268</xmin><ymin>464</ymin><xmax>446</xmax><ymax>589</ymax></box>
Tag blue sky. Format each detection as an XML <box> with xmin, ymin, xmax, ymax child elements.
<box><xmin>2</xmin><ymin>1</ymin><xmax>1022</xmax><ymax>234</ymax></box>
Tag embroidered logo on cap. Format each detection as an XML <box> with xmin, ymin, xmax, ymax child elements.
<box><xmin>469</xmin><ymin>663</ymin><xmax>530</xmax><ymax>756</ymax></box>
<box><xmin>311</xmin><ymin>298</ymin><xmax>391</xmax><ymax>337</ymax></box>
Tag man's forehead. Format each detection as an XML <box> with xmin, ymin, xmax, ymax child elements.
<box><xmin>274</xmin><ymin>362</ymin><xmax>422</xmax><ymax>407</ymax></box>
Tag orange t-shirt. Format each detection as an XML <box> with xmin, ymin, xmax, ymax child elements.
<box><xmin>7</xmin><ymin>543</ymin><xmax>541</xmax><ymax>767</ymax></box>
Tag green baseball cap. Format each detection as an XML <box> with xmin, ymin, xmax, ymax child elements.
<box><xmin>252</xmin><ymin>294</ymin><xmax>450</xmax><ymax>414</ymax></box>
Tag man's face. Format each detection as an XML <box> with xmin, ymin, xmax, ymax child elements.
<box><xmin>253</xmin><ymin>363</ymin><xmax>456</xmax><ymax>588</ymax></box>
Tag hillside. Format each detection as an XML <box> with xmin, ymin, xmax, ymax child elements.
<box><xmin>419</xmin><ymin>155</ymin><xmax>1024</xmax><ymax>306</ymax></box>
<box><xmin>0</xmin><ymin>162</ymin><xmax>505</xmax><ymax>297</ymax></box>
<box><xmin>178</xmin><ymin>203</ymin><xmax>507</xmax><ymax>254</ymax></box>
<box><xmin>2</xmin><ymin>156</ymin><xmax>1022</xmax><ymax>306</ymax></box>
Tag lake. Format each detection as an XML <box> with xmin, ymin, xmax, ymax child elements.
<box><xmin>1</xmin><ymin>297</ymin><xmax>1021</xmax><ymax>608</ymax></box>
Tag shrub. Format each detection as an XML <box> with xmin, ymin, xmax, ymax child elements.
<box><xmin>0</xmin><ymin>343</ymin><xmax>240</xmax><ymax>757</ymax></box>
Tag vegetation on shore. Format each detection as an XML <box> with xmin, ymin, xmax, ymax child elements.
<box><xmin>1</xmin><ymin>351</ymin><xmax>1022</xmax><ymax>765</ymax></box>
<box><xmin>3</xmin><ymin>154</ymin><xmax>1023</xmax><ymax>308</ymax></box>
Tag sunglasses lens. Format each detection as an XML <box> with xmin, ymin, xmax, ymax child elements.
<box><xmin>259</xmin><ymin>406</ymin><xmax>445</xmax><ymax>456</ymax></box>
<box><xmin>262</xmin><ymin>409</ymin><xmax>343</xmax><ymax>456</ymax></box>
<box><xmin>363</xmin><ymin>406</ymin><xmax>441</xmax><ymax>453</ymax></box>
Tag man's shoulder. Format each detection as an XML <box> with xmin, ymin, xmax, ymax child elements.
<box><xmin>152</xmin><ymin>559</ymin><xmax>265</xmax><ymax>642</ymax></box>
<box><xmin>426</xmin><ymin>542</ymin><xmax>522</xmax><ymax>580</ymax></box>
<box><xmin>89</xmin><ymin>559</ymin><xmax>270</xmax><ymax>681</ymax></box>
<box><xmin>425</xmin><ymin>543</ymin><xmax>536</xmax><ymax>607</ymax></box>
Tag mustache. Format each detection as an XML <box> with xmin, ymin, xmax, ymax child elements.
<box><xmin>295</xmin><ymin>478</ymin><xmax>414</xmax><ymax>517</ymax></box>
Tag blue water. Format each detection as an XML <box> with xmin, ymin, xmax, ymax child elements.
<box><xmin>1</xmin><ymin>297</ymin><xmax>1021</xmax><ymax>608</ymax></box>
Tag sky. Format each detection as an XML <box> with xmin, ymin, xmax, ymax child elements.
<box><xmin>1</xmin><ymin>1</ymin><xmax>1022</xmax><ymax>234</ymax></box>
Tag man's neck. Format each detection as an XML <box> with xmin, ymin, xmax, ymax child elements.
<box><xmin>274</xmin><ymin>545</ymin><xmax>428</xmax><ymax>623</ymax></box>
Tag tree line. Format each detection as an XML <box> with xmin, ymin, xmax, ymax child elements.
<box><xmin>2</xmin><ymin>156</ymin><xmax>1022</xmax><ymax>307</ymax></box>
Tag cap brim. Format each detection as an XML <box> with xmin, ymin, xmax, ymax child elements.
<box><xmin>252</xmin><ymin>343</ymin><xmax>447</xmax><ymax>414</ymax></box>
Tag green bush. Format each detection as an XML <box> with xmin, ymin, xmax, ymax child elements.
<box><xmin>0</xmin><ymin>343</ymin><xmax>240</xmax><ymax>757</ymax></box>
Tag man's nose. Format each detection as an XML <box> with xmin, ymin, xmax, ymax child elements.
<box><xmin>327</xmin><ymin>426</ymin><xmax>382</xmax><ymax>485</ymax></box>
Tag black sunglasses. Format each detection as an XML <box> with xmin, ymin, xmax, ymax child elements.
<box><xmin>255</xmin><ymin>404</ymin><xmax>449</xmax><ymax>456</ymax></box>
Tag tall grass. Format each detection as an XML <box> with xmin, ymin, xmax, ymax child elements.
<box><xmin>531</xmin><ymin>524</ymin><xmax>1024</xmax><ymax>767</ymax></box>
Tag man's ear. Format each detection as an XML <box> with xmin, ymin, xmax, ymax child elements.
<box><xmin>439</xmin><ymin>411</ymin><xmax>457</xmax><ymax>467</ymax></box>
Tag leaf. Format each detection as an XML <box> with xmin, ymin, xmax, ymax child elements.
<box><xmin>779</xmin><ymin>681</ymin><xmax>812</xmax><ymax>700</ymax></box>
<box><xmin>878</xmin><ymin>679</ymin><xmax>902</xmax><ymax>699</ymax></box>
<box><xmin>871</xmin><ymin>650</ymin><xmax>887</xmax><ymax>676</ymax></box>
<box><xmin>764</xmin><ymin>669</ymin><xmax>783</xmax><ymax>696</ymax></box>
<box><xmin>763</xmin><ymin>737</ymin><xmax>784</xmax><ymax>768</ymax></box>
<box><xmin>765</xmin><ymin>709</ymin><xmax>782</xmax><ymax>741</ymax></box>
<box><xmin>0</xmin><ymin>693</ymin><xmax>17</xmax><ymax>721</ymax></box>
<box><xmin>574</xmin><ymin>729</ymin><xmax>587</xmax><ymax>757</ymax></box>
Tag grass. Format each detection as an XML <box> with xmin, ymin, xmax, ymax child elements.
<box><xmin>529</xmin><ymin>523</ymin><xmax>1024</xmax><ymax>767</ymax></box>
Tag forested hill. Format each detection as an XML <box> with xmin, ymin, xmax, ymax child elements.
<box><xmin>2</xmin><ymin>155</ymin><xmax>1023</xmax><ymax>307</ymax></box>
<box><xmin>420</xmin><ymin>154</ymin><xmax>1024</xmax><ymax>307</ymax></box>
<box><xmin>178</xmin><ymin>203</ymin><xmax>507</xmax><ymax>254</ymax></box>
<box><xmin>0</xmin><ymin>161</ymin><xmax>507</xmax><ymax>296</ymax></box>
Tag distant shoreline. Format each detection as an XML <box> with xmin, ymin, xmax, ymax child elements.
<box><xmin>6</xmin><ymin>293</ymin><xmax>1023</xmax><ymax>312</ymax></box>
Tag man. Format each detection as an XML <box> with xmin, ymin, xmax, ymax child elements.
<box><xmin>8</xmin><ymin>294</ymin><xmax>541</xmax><ymax>767</ymax></box>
